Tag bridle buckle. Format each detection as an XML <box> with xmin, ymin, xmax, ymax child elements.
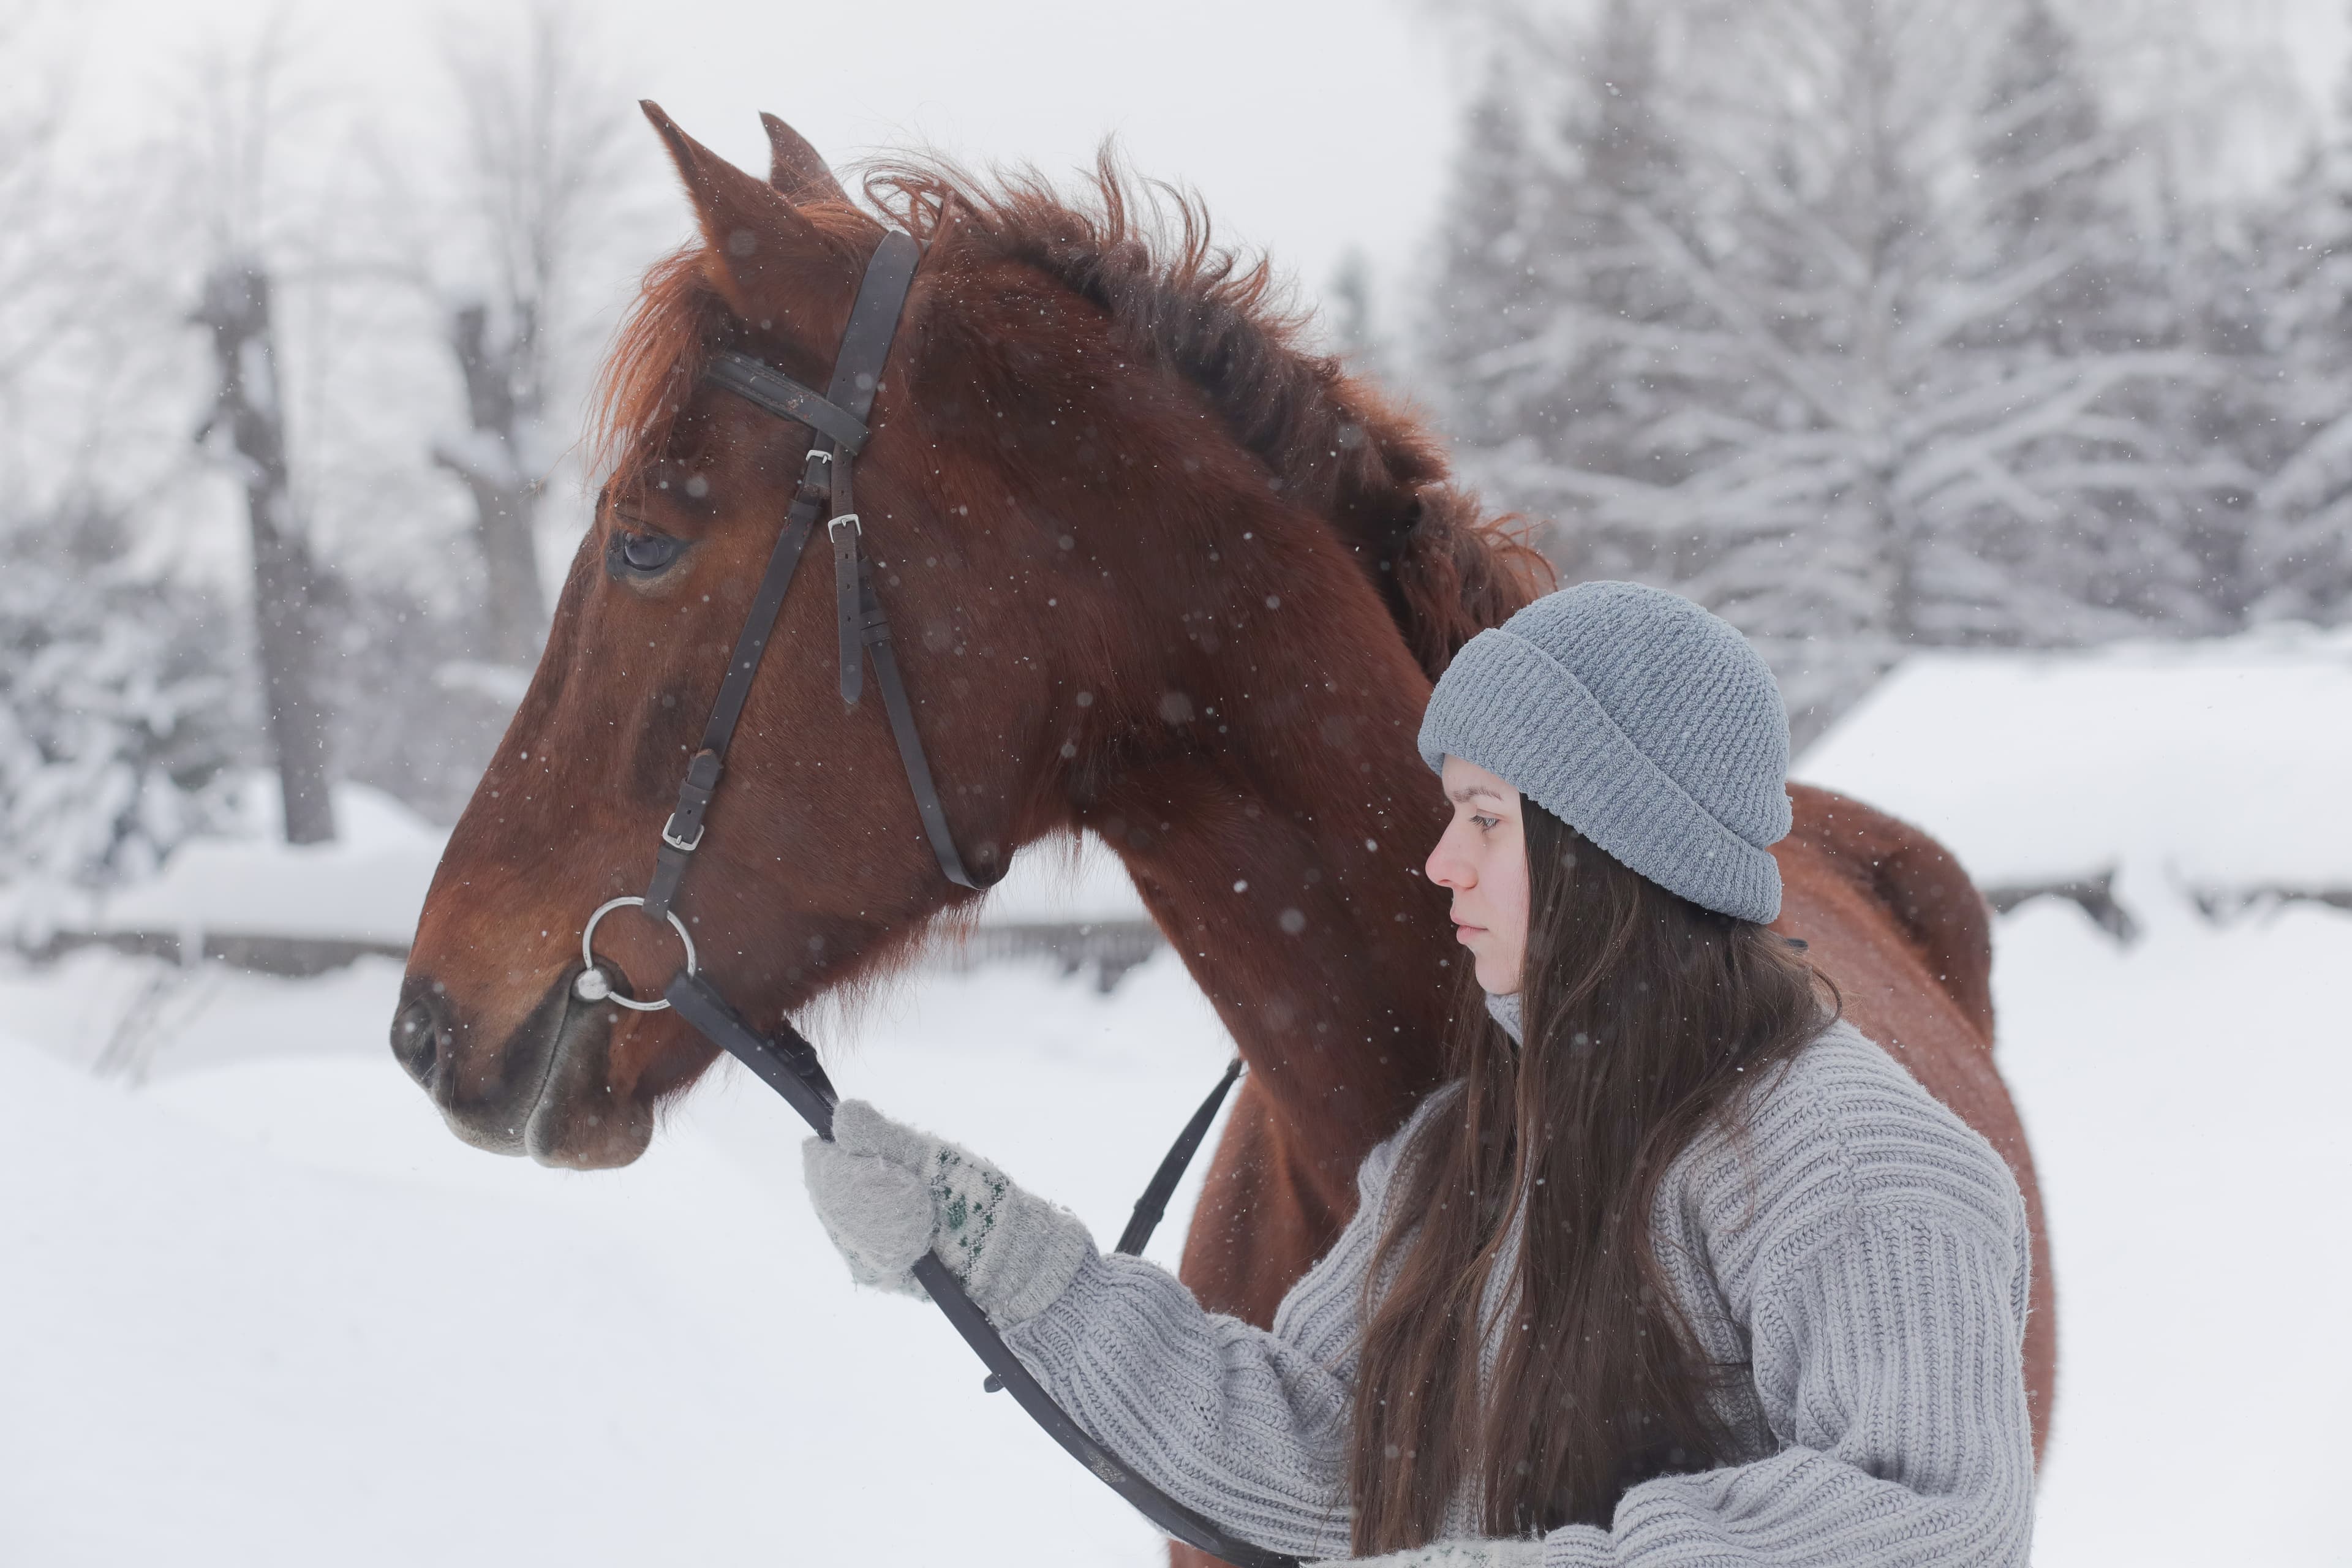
<box><xmin>828</xmin><ymin>511</ymin><xmax>861</xmax><ymax>543</ymax></box>
<box><xmin>661</xmin><ymin>813</ymin><xmax>704</xmax><ymax>853</ymax></box>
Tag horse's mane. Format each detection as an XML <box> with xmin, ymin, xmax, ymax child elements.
<box><xmin>592</xmin><ymin>150</ymin><xmax>1548</xmax><ymax>677</ymax></box>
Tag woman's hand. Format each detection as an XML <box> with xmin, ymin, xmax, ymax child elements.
<box><xmin>1313</xmin><ymin>1541</ymin><xmax>1544</xmax><ymax>1568</ymax></box>
<box><xmin>802</xmin><ymin>1100</ymin><xmax>1096</xmax><ymax>1325</ymax></box>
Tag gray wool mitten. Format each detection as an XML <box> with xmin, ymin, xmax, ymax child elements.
<box><xmin>802</xmin><ymin>1099</ymin><xmax>1096</xmax><ymax>1325</ymax></box>
<box><xmin>1311</xmin><ymin>1540</ymin><xmax>1545</xmax><ymax>1568</ymax></box>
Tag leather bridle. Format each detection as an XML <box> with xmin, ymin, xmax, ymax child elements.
<box><xmin>571</xmin><ymin>229</ymin><xmax>1287</xmax><ymax>1568</ymax></box>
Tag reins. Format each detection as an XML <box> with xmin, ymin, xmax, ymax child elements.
<box><xmin>573</xmin><ymin>228</ymin><xmax>1287</xmax><ymax>1568</ymax></box>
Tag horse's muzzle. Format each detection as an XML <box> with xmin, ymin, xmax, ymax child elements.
<box><xmin>390</xmin><ymin>970</ymin><xmax>650</xmax><ymax>1167</ymax></box>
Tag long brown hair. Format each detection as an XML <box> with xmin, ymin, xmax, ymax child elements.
<box><xmin>1348</xmin><ymin>801</ymin><xmax>1831</xmax><ymax>1551</ymax></box>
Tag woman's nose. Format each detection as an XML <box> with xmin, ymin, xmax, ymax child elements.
<box><xmin>1426</xmin><ymin>834</ymin><xmax>1471</xmax><ymax>890</ymax></box>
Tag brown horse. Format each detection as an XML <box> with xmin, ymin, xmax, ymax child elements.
<box><xmin>393</xmin><ymin>107</ymin><xmax>2056</xmax><ymax>1543</ymax></box>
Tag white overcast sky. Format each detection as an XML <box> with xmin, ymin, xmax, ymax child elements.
<box><xmin>20</xmin><ymin>0</ymin><xmax>2352</xmax><ymax>339</ymax></box>
<box><xmin>31</xmin><ymin>0</ymin><xmax>1471</xmax><ymax>317</ymax></box>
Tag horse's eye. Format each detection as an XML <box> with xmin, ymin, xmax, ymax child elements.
<box><xmin>608</xmin><ymin>529</ymin><xmax>683</xmax><ymax>579</ymax></box>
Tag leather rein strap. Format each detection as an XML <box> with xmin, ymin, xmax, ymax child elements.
<box><xmin>626</xmin><ymin>229</ymin><xmax>1286</xmax><ymax>1568</ymax></box>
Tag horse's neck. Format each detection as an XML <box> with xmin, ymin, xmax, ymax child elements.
<box><xmin>1087</xmin><ymin>651</ymin><xmax>1458</xmax><ymax>1207</ymax></box>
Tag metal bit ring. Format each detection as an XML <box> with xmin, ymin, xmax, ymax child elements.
<box><xmin>575</xmin><ymin>895</ymin><xmax>696</xmax><ymax>1011</ymax></box>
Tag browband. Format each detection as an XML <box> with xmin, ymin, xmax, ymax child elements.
<box><xmin>705</xmin><ymin>353</ymin><xmax>869</xmax><ymax>453</ymax></box>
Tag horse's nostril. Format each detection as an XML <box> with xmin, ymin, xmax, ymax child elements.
<box><xmin>391</xmin><ymin>990</ymin><xmax>445</xmax><ymax>1086</ymax></box>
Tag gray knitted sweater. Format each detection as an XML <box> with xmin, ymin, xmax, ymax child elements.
<box><xmin>1001</xmin><ymin>1014</ymin><xmax>2036</xmax><ymax>1564</ymax></box>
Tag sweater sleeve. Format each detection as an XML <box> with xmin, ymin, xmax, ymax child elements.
<box><xmin>993</xmin><ymin>1101</ymin><xmax>1444</xmax><ymax>1561</ymax></box>
<box><xmin>1540</xmin><ymin>1211</ymin><xmax>2036</xmax><ymax>1568</ymax></box>
<box><xmin>1000</xmin><ymin>1250</ymin><xmax>1357</xmax><ymax>1558</ymax></box>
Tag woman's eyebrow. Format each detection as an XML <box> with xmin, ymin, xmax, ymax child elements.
<box><xmin>1449</xmin><ymin>785</ymin><xmax>1505</xmax><ymax>804</ymax></box>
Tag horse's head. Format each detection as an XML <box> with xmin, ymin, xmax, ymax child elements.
<box><xmin>395</xmin><ymin>105</ymin><xmax>1532</xmax><ymax>1169</ymax></box>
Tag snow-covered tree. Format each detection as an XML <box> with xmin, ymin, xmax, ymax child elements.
<box><xmin>2239</xmin><ymin>45</ymin><xmax>2352</xmax><ymax>628</ymax></box>
<box><xmin>1934</xmin><ymin>0</ymin><xmax>2244</xmax><ymax>639</ymax></box>
<box><xmin>181</xmin><ymin>24</ymin><xmax>341</xmax><ymax>846</ymax></box>
<box><xmin>0</xmin><ymin>22</ymin><xmax>63</xmax><ymax>443</ymax></box>
<box><xmin>0</xmin><ymin>504</ymin><xmax>239</xmax><ymax>892</ymax></box>
<box><xmin>193</xmin><ymin>259</ymin><xmax>337</xmax><ymax>847</ymax></box>
<box><xmin>0</xmin><ymin>17</ymin><xmax>258</xmax><ymax>894</ymax></box>
<box><xmin>1325</xmin><ymin>246</ymin><xmax>1392</xmax><ymax>383</ymax></box>
<box><xmin>1423</xmin><ymin>0</ymin><xmax>2237</xmax><ymax>727</ymax></box>
<box><xmin>1969</xmin><ymin>0</ymin><xmax>2117</xmax><ymax>349</ymax></box>
<box><xmin>411</xmin><ymin>6</ymin><xmax>643</xmax><ymax>668</ymax></box>
<box><xmin>1422</xmin><ymin>0</ymin><xmax>1706</xmax><ymax>586</ymax></box>
<box><xmin>1423</xmin><ymin>65</ymin><xmax>1550</xmax><ymax>451</ymax></box>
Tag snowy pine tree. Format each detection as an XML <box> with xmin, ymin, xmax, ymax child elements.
<box><xmin>1942</xmin><ymin>0</ymin><xmax>2239</xmax><ymax>639</ymax></box>
<box><xmin>1324</xmin><ymin>246</ymin><xmax>1391</xmax><ymax>382</ymax></box>
<box><xmin>1421</xmin><ymin>2</ymin><xmax>1708</xmax><ymax>586</ymax></box>
<box><xmin>1423</xmin><ymin>62</ymin><xmax>1557</xmax><ymax>455</ymax></box>
<box><xmin>1970</xmin><ymin>0</ymin><xmax>2119</xmax><ymax>352</ymax></box>
<box><xmin>0</xmin><ymin>505</ymin><xmax>240</xmax><ymax>893</ymax></box>
<box><xmin>1421</xmin><ymin>0</ymin><xmax>2233</xmax><ymax>730</ymax></box>
<box><xmin>2242</xmin><ymin>50</ymin><xmax>2352</xmax><ymax>628</ymax></box>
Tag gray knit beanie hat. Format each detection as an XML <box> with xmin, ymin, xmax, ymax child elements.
<box><xmin>1417</xmin><ymin>581</ymin><xmax>1792</xmax><ymax>923</ymax></box>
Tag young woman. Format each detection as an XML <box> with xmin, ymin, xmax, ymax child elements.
<box><xmin>804</xmin><ymin>582</ymin><xmax>2035</xmax><ymax>1567</ymax></box>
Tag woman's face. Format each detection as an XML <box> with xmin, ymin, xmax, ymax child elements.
<box><xmin>1424</xmin><ymin>755</ymin><xmax>1531</xmax><ymax>995</ymax></box>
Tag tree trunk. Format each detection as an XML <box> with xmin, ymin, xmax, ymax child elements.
<box><xmin>1872</xmin><ymin>466</ymin><xmax>1922</xmax><ymax>645</ymax></box>
<box><xmin>435</xmin><ymin>300</ymin><xmax>547</xmax><ymax>668</ymax></box>
<box><xmin>194</xmin><ymin>262</ymin><xmax>336</xmax><ymax>846</ymax></box>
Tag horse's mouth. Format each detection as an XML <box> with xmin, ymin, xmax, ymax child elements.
<box><xmin>521</xmin><ymin>980</ymin><xmax>641</xmax><ymax>1167</ymax></box>
<box><xmin>402</xmin><ymin>968</ymin><xmax>655</xmax><ymax>1170</ymax></box>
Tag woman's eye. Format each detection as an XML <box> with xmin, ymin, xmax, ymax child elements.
<box><xmin>1471</xmin><ymin>814</ymin><xmax>1499</xmax><ymax>832</ymax></box>
<box><xmin>608</xmin><ymin>530</ymin><xmax>682</xmax><ymax>578</ymax></box>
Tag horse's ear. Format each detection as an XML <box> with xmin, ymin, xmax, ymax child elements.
<box><xmin>641</xmin><ymin>100</ymin><xmax>851</xmax><ymax>326</ymax></box>
<box><xmin>760</xmin><ymin>112</ymin><xmax>849</xmax><ymax>206</ymax></box>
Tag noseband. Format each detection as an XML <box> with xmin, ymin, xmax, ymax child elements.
<box><xmin>572</xmin><ymin>230</ymin><xmax>1283</xmax><ymax>1568</ymax></box>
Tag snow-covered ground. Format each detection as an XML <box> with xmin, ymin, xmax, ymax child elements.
<box><xmin>4</xmin><ymin>627</ymin><xmax>2348</xmax><ymax>1566</ymax></box>
<box><xmin>0</xmin><ymin>949</ymin><xmax>1224</xmax><ymax>1568</ymax></box>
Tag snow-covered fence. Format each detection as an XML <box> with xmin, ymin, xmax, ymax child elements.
<box><xmin>29</xmin><ymin>620</ymin><xmax>2343</xmax><ymax>980</ymax></box>
<box><xmin>938</xmin><ymin>921</ymin><xmax>1164</xmax><ymax>994</ymax></box>
<box><xmin>927</xmin><ymin>837</ymin><xmax>1161</xmax><ymax>992</ymax></box>
<box><xmin>6</xmin><ymin>786</ymin><xmax>1167</xmax><ymax>987</ymax></box>
<box><xmin>24</xmin><ymin>929</ymin><xmax>409</xmax><ymax>978</ymax></box>
<box><xmin>1982</xmin><ymin>870</ymin><xmax>2138</xmax><ymax>944</ymax></box>
<box><xmin>4</xmin><ymin>780</ymin><xmax>440</xmax><ymax>975</ymax></box>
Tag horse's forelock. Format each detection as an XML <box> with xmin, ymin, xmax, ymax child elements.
<box><xmin>589</xmin><ymin>249</ymin><xmax>717</xmax><ymax>502</ymax></box>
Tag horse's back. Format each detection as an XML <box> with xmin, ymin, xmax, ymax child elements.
<box><xmin>1775</xmin><ymin>782</ymin><xmax>2055</xmax><ymax>1458</ymax></box>
<box><xmin>1781</xmin><ymin>782</ymin><xmax>1996</xmax><ymax>1041</ymax></box>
